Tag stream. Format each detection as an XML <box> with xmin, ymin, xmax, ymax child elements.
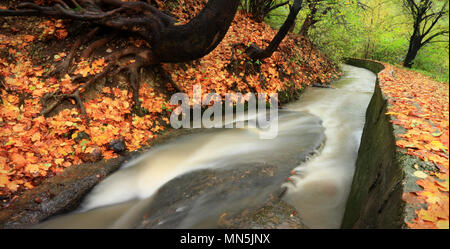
<box><xmin>36</xmin><ymin>64</ymin><xmax>376</xmax><ymax>229</ymax></box>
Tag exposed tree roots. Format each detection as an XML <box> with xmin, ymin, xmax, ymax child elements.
<box><xmin>1</xmin><ymin>0</ymin><xmax>303</xmax><ymax>118</ymax></box>
<box><xmin>52</xmin><ymin>27</ymin><xmax>100</xmax><ymax>76</ymax></box>
<box><xmin>1</xmin><ymin>0</ymin><xmax>242</xmax><ymax>117</ymax></box>
<box><xmin>41</xmin><ymin>46</ymin><xmax>159</xmax><ymax>118</ymax></box>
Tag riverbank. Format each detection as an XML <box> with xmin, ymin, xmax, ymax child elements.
<box><xmin>0</xmin><ymin>13</ymin><xmax>340</xmax><ymax>229</ymax></box>
<box><xmin>0</xmin><ymin>128</ymin><xmax>200</xmax><ymax>228</ymax></box>
<box><xmin>0</xmin><ymin>1</ymin><xmax>340</xmax><ymax>209</ymax></box>
<box><xmin>30</xmin><ymin>64</ymin><xmax>371</xmax><ymax>229</ymax></box>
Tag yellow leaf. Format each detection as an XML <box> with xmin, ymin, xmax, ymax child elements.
<box><xmin>24</xmin><ymin>182</ymin><xmax>34</xmax><ymax>189</ymax></box>
<box><xmin>0</xmin><ymin>174</ymin><xmax>9</xmax><ymax>187</ymax></box>
<box><xmin>25</xmin><ymin>164</ymin><xmax>40</xmax><ymax>173</ymax></box>
<box><xmin>413</xmin><ymin>171</ymin><xmax>429</xmax><ymax>179</ymax></box>
<box><xmin>386</xmin><ymin>112</ymin><xmax>402</xmax><ymax>116</ymax></box>
<box><xmin>429</xmin><ymin>141</ymin><xmax>447</xmax><ymax>151</ymax></box>
<box><xmin>31</xmin><ymin>132</ymin><xmax>41</xmax><ymax>142</ymax></box>
<box><xmin>436</xmin><ymin>220</ymin><xmax>449</xmax><ymax>229</ymax></box>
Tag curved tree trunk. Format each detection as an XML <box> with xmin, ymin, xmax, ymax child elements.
<box><xmin>246</xmin><ymin>0</ymin><xmax>303</xmax><ymax>61</ymax></box>
<box><xmin>154</xmin><ymin>0</ymin><xmax>240</xmax><ymax>62</ymax></box>
<box><xmin>0</xmin><ymin>0</ymin><xmax>241</xmax><ymax>116</ymax></box>
<box><xmin>0</xmin><ymin>0</ymin><xmax>240</xmax><ymax>64</ymax></box>
<box><xmin>299</xmin><ymin>14</ymin><xmax>316</xmax><ymax>36</ymax></box>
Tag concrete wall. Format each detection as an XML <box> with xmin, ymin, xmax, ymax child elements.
<box><xmin>342</xmin><ymin>58</ymin><xmax>424</xmax><ymax>229</ymax></box>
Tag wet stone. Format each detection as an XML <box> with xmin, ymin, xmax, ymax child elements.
<box><xmin>109</xmin><ymin>139</ymin><xmax>127</xmax><ymax>153</ymax></box>
<box><xmin>74</xmin><ymin>131</ymin><xmax>90</xmax><ymax>143</ymax></box>
<box><xmin>80</xmin><ymin>147</ymin><xmax>102</xmax><ymax>163</ymax></box>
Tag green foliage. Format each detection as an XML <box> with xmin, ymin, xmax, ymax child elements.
<box><xmin>366</xmin><ymin>32</ymin><xmax>409</xmax><ymax>64</ymax></box>
<box><xmin>413</xmin><ymin>42</ymin><xmax>449</xmax><ymax>82</ymax></box>
<box><xmin>263</xmin><ymin>0</ymin><xmax>449</xmax><ymax>82</ymax></box>
<box><xmin>264</xmin><ymin>3</ymin><xmax>290</xmax><ymax>28</ymax></box>
<box><xmin>307</xmin><ymin>4</ymin><xmax>363</xmax><ymax>63</ymax></box>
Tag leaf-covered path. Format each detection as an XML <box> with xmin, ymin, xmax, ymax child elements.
<box><xmin>379</xmin><ymin>63</ymin><xmax>449</xmax><ymax>229</ymax></box>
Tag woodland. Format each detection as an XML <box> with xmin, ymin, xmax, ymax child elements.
<box><xmin>0</xmin><ymin>0</ymin><xmax>448</xmax><ymax>230</ymax></box>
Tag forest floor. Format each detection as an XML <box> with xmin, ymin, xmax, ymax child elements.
<box><xmin>379</xmin><ymin>63</ymin><xmax>449</xmax><ymax>229</ymax></box>
<box><xmin>0</xmin><ymin>1</ymin><xmax>340</xmax><ymax>207</ymax></box>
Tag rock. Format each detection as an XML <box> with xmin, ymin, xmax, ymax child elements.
<box><xmin>312</xmin><ymin>83</ymin><xmax>333</xmax><ymax>88</ymax></box>
<box><xmin>80</xmin><ymin>147</ymin><xmax>102</xmax><ymax>163</ymax></box>
<box><xmin>109</xmin><ymin>138</ymin><xmax>127</xmax><ymax>153</ymax></box>
<box><xmin>74</xmin><ymin>131</ymin><xmax>90</xmax><ymax>143</ymax></box>
<box><xmin>0</xmin><ymin>155</ymin><xmax>129</xmax><ymax>228</ymax></box>
<box><xmin>0</xmin><ymin>129</ymin><xmax>192</xmax><ymax>228</ymax></box>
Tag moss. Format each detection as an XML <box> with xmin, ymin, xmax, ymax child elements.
<box><xmin>342</xmin><ymin>58</ymin><xmax>422</xmax><ymax>229</ymax></box>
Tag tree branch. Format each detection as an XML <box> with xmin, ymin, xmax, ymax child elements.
<box><xmin>422</xmin><ymin>30</ymin><xmax>449</xmax><ymax>46</ymax></box>
<box><xmin>267</xmin><ymin>1</ymin><xmax>290</xmax><ymax>14</ymax></box>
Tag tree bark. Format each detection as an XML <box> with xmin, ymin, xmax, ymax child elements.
<box><xmin>403</xmin><ymin>36</ymin><xmax>421</xmax><ymax>68</ymax></box>
<box><xmin>0</xmin><ymin>0</ymin><xmax>241</xmax><ymax>64</ymax></box>
<box><xmin>299</xmin><ymin>14</ymin><xmax>316</xmax><ymax>36</ymax></box>
<box><xmin>246</xmin><ymin>0</ymin><xmax>303</xmax><ymax>61</ymax></box>
<box><xmin>401</xmin><ymin>0</ymin><xmax>449</xmax><ymax>68</ymax></box>
<box><xmin>153</xmin><ymin>0</ymin><xmax>240</xmax><ymax>63</ymax></box>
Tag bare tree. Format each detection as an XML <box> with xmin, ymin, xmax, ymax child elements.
<box><xmin>402</xmin><ymin>0</ymin><xmax>449</xmax><ymax>68</ymax></box>
<box><xmin>298</xmin><ymin>0</ymin><xmax>366</xmax><ymax>37</ymax></box>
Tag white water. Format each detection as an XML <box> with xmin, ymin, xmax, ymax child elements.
<box><xmin>281</xmin><ymin>64</ymin><xmax>376</xmax><ymax>228</ymax></box>
<box><xmin>37</xmin><ymin>64</ymin><xmax>376</xmax><ymax>229</ymax></box>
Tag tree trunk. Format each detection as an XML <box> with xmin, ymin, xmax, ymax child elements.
<box><xmin>246</xmin><ymin>0</ymin><xmax>303</xmax><ymax>60</ymax></box>
<box><xmin>154</xmin><ymin>0</ymin><xmax>240</xmax><ymax>63</ymax></box>
<box><xmin>298</xmin><ymin>3</ymin><xmax>328</xmax><ymax>37</ymax></box>
<box><xmin>403</xmin><ymin>36</ymin><xmax>421</xmax><ymax>68</ymax></box>
<box><xmin>299</xmin><ymin>14</ymin><xmax>315</xmax><ymax>36</ymax></box>
<box><xmin>0</xmin><ymin>0</ymin><xmax>241</xmax><ymax>64</ymax></box>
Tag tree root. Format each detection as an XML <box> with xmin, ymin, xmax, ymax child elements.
<box><xmin>155</xmin><ymin>64</ymin><xmax>182</xmax><ymax>93</ymax></box>
<box><xmin>52</xmin><ymin>27</ymin><xmax>100</xmax><ymax>76</ymax></box>
<box><xmin>40</xmin><ymin>46</ymin><xmax>171</xmax><ymax>118</ymax></box>
<box><xmin>0</xmin><ymin>0</ymin><xmax>256</xmax><ymax>118</ymax></box>
<box><xmin>0</xmin><ymin>0</ymin><xmax>241</xmax><ymax>63</ymax></box>
<box><xmin>81</xmin><ymin>33</ymin><xmax>116</xmax><ymax>58</ymax></box>
<box><xmin>41</xmin><ymin>62</ymin><xmax>113</xmax><ymax>117</ymax></box>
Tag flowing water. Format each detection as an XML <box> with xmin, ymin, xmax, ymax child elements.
<box><xmin>37</xmin><ymin>65</ymin><xmax>376</xmax><ymax>229</ymax></box>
